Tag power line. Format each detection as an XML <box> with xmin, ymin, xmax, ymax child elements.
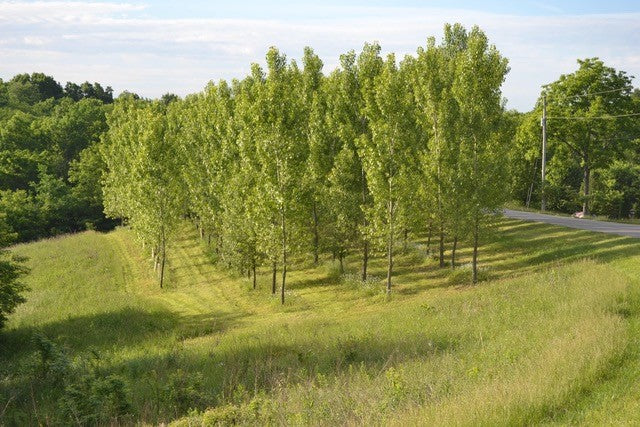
<box><xmin>547</xmin><ymin>112</ymin><xmax>640</xmax><ymax>120</ymax></box>
<box><xmin>544</xmin><ymin>86</ymin><xmax>629</xmax><ymax>101</ymax></box>
<box><xmin>566</xmin><ymin>87</ymin><xmax>628</xmax><ymax>98</ymax></box>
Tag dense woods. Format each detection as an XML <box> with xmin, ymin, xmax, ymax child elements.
<box><xmin>0</xmin><ymin>72</ymin><xmax>117</xmax><ymax>242</ymax></box>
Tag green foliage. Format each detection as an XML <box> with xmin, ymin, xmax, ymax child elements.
<box><xmin>512</xmin><ymin>58</ymin><xmax>637</xmax><ymax>215</ymax></box>
<box><xmin>592</xmin><ymin>160</ymin><xmax>640</xmax><ymax>218</ymax></box>
<box><xmin>28</xmin><ymin>334</ymin><xmax>133</xmax><ymax>424</ymax></box>
<box><xmin>0</xmin><ymin>74</ymin><xmax>115</xmax><ymax>242</ymax></box>
<box><xmin>0</xmin><ymin>213</ymin><xmax>27</xmax><ymax>329</ymax></box>
<box><xmin>163</xmin><ymin>369</ymin><xmax>209</xmax><ymax>417</ymax></box>
<box><xmin>68</xmin><ymin>143</ymin><xmax>113</xmax><ymax>230</ymax></box>
<box><xmin>0</xmin><ymin>190</ymin><xmax>41</xmax><ymax>241</ymax></box>
<box><xmin>102</xmin><ymin>97</ymin><xmax>186</xmax><ymax>286</ymax></box>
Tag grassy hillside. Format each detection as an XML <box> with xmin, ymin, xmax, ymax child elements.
<box><xmin>2</xmin><ymin>219</ymin><xmax>640</xmax><ymax>425</ymax></box>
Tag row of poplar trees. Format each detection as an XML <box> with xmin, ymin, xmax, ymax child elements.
<box><xmin>101</xmin><ymin>24</ymin><xmax>511</xmax><ymax>302</ymax></box>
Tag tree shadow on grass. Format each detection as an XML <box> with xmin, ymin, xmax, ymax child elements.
<box><xmin>377</xmin><ymin>219</ymin><xmax>640</xmax><ymax>294</ymax></box>
<box><xmin>484</xmin><ymin>220</ymin><xmax>640</xmax><ymax>277</ymax></box>
<box><xmin>289</xmin><ymin>273</ymin><xmax>342</xmax><ymax>290</ymax></box>
<box><xmin>0</xmin><ymin>307</ymin><xmax>246</xmax><ymax>363</ymax></box>
<box><xmin>108</xmin><ymin>325</ymin><xmax>459</xmax><ymax>407</ymax></box>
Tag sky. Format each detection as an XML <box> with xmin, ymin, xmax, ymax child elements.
<box><xmin>0</xmin><ymin>1</ymin><xmax>639</xmax><ymax>111</ymax></box>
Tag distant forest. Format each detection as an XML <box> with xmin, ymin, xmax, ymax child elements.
<box><xmin>0</xmin><ymin>72</ymin><xmax>128</xmax><ymax>241</ymax></box>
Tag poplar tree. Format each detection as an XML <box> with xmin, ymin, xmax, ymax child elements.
<box><xmin>102</xmin><ymin>98</ymin><xmax>185</xmax><ymax>288</ymax></box>
<box><xmin>301</xmin><ymin>48</ymin><xmax>333</xmax><ymax>264</ymax></box>
<box><xmin>326</xmin><ymin>44</ymin><xmax>382</xmax><ymax>281</ymax></box>
<box><xmin>361</xmin><ymin>53</ymin><xmax>420</xmax><ymax>294</ymax></box>
<box><xmin>254</xmin><ymin>48</ymin><xmax>307</xmax><ymax>304</ymax></box>
<box><xmin>411</xmin><ymin>26</ymin><xmax>462</xmax><ymax>268</ymax></box>
<box><xmin>452</xmin><ymin>26</ymin><xmax>510</xmax><ymax>283</ymax></box>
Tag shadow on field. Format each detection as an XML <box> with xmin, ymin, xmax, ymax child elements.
<box><xmin>361</xmin><ymin>218</ymin><xmax>640</xmax><ymax>292</ymax></box>
<box><xmin>290</xmin><ymin>273</ymin><xmax>341</xmax><ymax>290</ymax></box>
<box><xmin>485</xmin><ymin>219</ymin><xmax>640</xmax><ymax>276</ymax></box>
<box><xmin>0</xmin><ymin>307</ymin><xmax>245</xmax><ymax>361</ymax></box>
<box><xmin>108</xmin><ymin>327</ymin><xmax>458</xmax><ymax>402</ymax></box>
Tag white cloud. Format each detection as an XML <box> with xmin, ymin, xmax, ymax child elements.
<box><xmin>23</xmin><ymin>35</ymin><xmax>49</xmax><ymax>45</ymax></box>
<box><xmin>0</xmin><ymin>2</ymin><xmax>638</xmax><ymax>110</ymax></box>
<box><xmin>0</xmin><ymin>1</ymin><xmax>145</xmax><ymax>23</ymax></box>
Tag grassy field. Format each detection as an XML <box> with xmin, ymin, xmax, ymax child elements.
<box><xmin>2</xmin><ymin>218</ymin><xmax>640</xmax><ymax>425</ymax></box>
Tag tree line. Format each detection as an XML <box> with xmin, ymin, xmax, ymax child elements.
<box><xmin>102</xmin><ymin>24</ymin><xmax>512</xmax><ymax>300</ymax></box>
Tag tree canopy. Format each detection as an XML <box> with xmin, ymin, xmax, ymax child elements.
<box><xmin>100</xmin><ymin>24</ymin><xmax>513</xmax><ymax>294</ymax></box>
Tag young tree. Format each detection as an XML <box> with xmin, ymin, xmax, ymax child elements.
<box><xmin>324</xmin><ymin>66</ymin><xmax>365</xmax><ymax>275</ymax></box>
<box><xmin>234</xmin><ymin>66</ymin><xmax>283</xmax><ymax>294</ymax></box>
<box><xmin>176</xmin><ymin>81</ymin><xmax>234</xmax><ymax>251</ymax></box>
<box><xmin>452</xmin><ymin>26</ymin><xmax>510</xmax><ymax>284</ymax></box>
<box><xmin>410</xmin><ymin>24</ymin><xmax>465</xmax><ymax>268</ymax></box>
<box><xmin>361</xmin><ymin>53</ymin><xmax>420</xmax><ymax>293</ymax></box>
<box><xmin>325</xmin><ymin>45</ymin><xmax>381</xmax><ymax>281</ymax></box>
<box><xmin>102</xmin><ymin>98</ymin><xmax>185</xmax><ymax>288</ymax></box>
<box><xmin>297</xmin><ymin>48</ymin><xmax>332</xmax><ymax>264</ymax></box>
<box><xmin>325</xmin><ymin>144</ymin><xmax>361</xmax><ymax>272</ymax></box>
<box><xmin>253</xmin><ymin>48</ymin><xmax>308</xmax><ymax>304</ymax></box>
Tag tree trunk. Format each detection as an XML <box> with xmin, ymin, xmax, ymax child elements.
<box><xmin>339</xmin><ymin>252</ymin><xmax>344</xmax><ymax>274</ymax></box>
<box><xmin>427</xmin><ymin>223</ymin><xmax>432</xmax><ymax>255</ymax></box>
<box><xmin>434</xmin><ymin>114</ymin><xmax>444</xmax><ymax>268</ymax></box>
<box><xmin>439</xmin><ymin>223</ymin><xmax>445</xmax><ymax>268</ymax></box>
<box><xmin>582</xmin><ymin>160</ymin><xmax>590</xmax><ymax>216</ymax></box>
<box><xmin>451</xmin><ymin>236</ymin><xmax>458</xmax><ymax>269</ymax></box>
<box><xmin>526</xmin><ymin>158</ymin><xmax>537</xmax><ymax>209</ymax></box>
<box><xmin>281</xmin><ymin>209</ymin><xmax>287</xmax><ymax>305</ymax></box>
<box><xmin>361</xmin><ymin>165</ymin><xmax>369</xmax><ymax>281</ymax></box>
<box><xmin>386</xmin><ymin>218</ymin><xmax>394</xmax><ymax>295</ymax></box>
<box><xmin>312</xmin><ymin>201</ymin><xmax>319</xmax><ymax>264</ymax></box>
<box><xmin>281</xmin><ymin>265</ymin><xmax>287</xmax><ymax>305</ymax></box>
<box><xmin>472</xmin><ymin>134</ymin><xmax>479</xmax><ymax>285</ymax></box>
<box><xmin>402</xmin><ymin>228</ymin><xmax>408</xmax><ymax>253</ymax></box>
<box><xmin>271</xmin><ymin>261</ymin><xmax>277</xmax><ymax>295</ymax></box>
<box><xmin>362</xmin><ymin>241</ymin><xmax>369</xmax><ymax>281</ymax></box>
<box><xmin>472</xmin><ymin>217</ymin><xmax>479</xmax><ymax>284</ymax></box>
<box><xmin>159</xmin><ymin>235</ymin><xmax>166</xmax><ymax>289</ymax></box>
<box><xmin>252</xmin><ymin>258</ymin><xmax>257</xmax><ymax>290</ymax></box>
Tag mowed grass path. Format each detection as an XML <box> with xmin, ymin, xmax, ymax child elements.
<box><xmin>2</xmin><ymin>219</ymin><xmax>640</xmax><ymax>424</ymax></box>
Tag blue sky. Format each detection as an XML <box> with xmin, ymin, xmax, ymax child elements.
<box><xmin>1</xmin><ymin>1</ymin><xmax>639</xmax><ymax>111</ymax></box>
<box><xmin>129</xmin><ymin>1</ymin><xmax>640</xmax><ymax>18</ymax></box>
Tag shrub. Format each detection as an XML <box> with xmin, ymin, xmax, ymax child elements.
<box><xmin>165</xmin><ymin>369</ymin><xmax>208</xmax><ymax>417</ymax></box>
<box><xmin>342</xmin><ymin>273</ymin><xmax>383</xmax><ymax>296</ymax></box>
<box><xmin>31</xmin><ymin>335</ymin><xmax>133</xmax><ymax>424</ymax></box>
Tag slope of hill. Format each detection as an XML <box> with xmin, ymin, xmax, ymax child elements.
<box><xmin>2</xmin><ymin>219</ymin><xmax>640</xmax><ymax>425</ymax></box>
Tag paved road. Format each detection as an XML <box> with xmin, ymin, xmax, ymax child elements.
<box><xmin>503</xmin><ymin>209</ymin><xmax>640</xmax><ymax>239</ymax></box>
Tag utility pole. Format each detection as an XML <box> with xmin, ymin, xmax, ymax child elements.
<box><xmin>541</xmin><ymin>94</ymin><xmax>547</xmax><ymax>212</ymax></box>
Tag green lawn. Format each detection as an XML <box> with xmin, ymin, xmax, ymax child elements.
<box><xmin>2</xmin><ymin>218</ymin><xmax>640</xmax><ymax>425</ymax></box>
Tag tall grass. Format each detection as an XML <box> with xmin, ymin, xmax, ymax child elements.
<box><xmin>1</xmin><ymin>220</ymin><xmax>640</xmax><ymax>425</ymax></box>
